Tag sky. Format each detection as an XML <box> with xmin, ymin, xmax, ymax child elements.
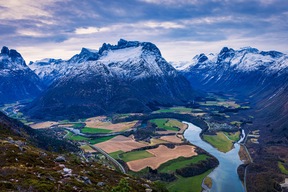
<box><xmin>0</xmin><ymin>0</ymin><xmax>287</xmax><ymax>62</ymax></box>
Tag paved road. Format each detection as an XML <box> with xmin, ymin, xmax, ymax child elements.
<box><xmin>88</xmin><ymin>144</ymin><xmax>126</xmax><ymax>174</ymax></box>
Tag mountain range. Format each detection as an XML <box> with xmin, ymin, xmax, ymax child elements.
<box><xmin>178</xmin><ymin>47</ymin><xmax>288</xmax><ymax>144</ymax></box>
<box><xmin>0</xmin><ymin>40</ymin><xmax>288</xmax><ymax>192</ymax></box>
<box><xmin>24</xmin><ymin>39</ymin><xmax>194</xmax><ymax>120</ymax></box>
<box><xmin>1</xmin><ymin>41</ymin><xmax>287</xmax><ymax>139</ymax></box>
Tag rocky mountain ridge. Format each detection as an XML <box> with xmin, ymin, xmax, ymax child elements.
<box><xmin>24</xmin><ymin>39</ymin><xmax>194</xmax><ymax>120</ymax></box>
<box><xmin>0</xmin><ymin>46</ymin><xmax>44</xmax><ymax>103</ymax></box>
<box><xmin>179</xmin><ymin>47</ymin><xmax>288</xmax><ymax>144</ymax></box>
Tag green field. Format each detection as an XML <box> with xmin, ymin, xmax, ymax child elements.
<box><xmin>199</xmin><ymin>101</ymin><xmax>240</xmax><ymax>108</ymax></box>
<box><xmin>158</xmin><ymin>155</ymin><xmax>209</xmax><ymax>173</ymax></box>
<box><xmin>66</xmin><ymin>132</ymin><xmax>90</xmax><ymax>141</ymax></box>
<box><xmin>167</xmin><ymin>169</ymin><xmax>213</xmax><ymax>192</ymax></box>
<box><xmin>120</xmin><ymin>150</ymin><xmax>154</xmax><ymax>162</ymax></box>
<box><xmin>89</xmin><ymin>136</ymin><xmax>115</xmax><ymax>145</ymax></box>
<box><xmin>153</xmin><ymin>107</ymin><xmax>193</xmax><ymax>114</ymax></box>
<box><xmin>59</xmin><ymin>119</ymin><xmax>70</xmax><ymax>123</ymax></box>
<box><xmin>109</xmin><ymin>150</ymin><xmax>124</xmax><ymax>159</ymax></box>
<box><xmin>203</xmin><ymin>132</ymin><xmax>233</xmax><ymax>153</ymax></box>
<box><xmin>73</xmin><ymin>123</ymin><xmax>84</xmax><ymax>128</ymax></box>
<box><xmin>223</xmin><ymin>131</ymin><xmax>240</xmax><ymax>142</ymax></box>
<box><xmin>150</xmin><ymin>118</ymin><xmax>182</xmax><ymax>131</ymax></box>
<box><xmin>278</xmin><ymin>162</ymin><xmax>288</xmax><ymax>174</ymax></box>
<box><xmin>81</xmin><ymin>127</ymin><xmax>112</xmax><ymax>134</ymax></box>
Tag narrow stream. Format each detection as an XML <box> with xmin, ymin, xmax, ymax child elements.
<box><xmin>183</xmin><ymin>122</ymin><xmax>245</xmax><ymax>192</ymax></box>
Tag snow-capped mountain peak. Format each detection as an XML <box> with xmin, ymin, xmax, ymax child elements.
<box><xmin>24</xmin><ymin>40</ymin><xmax>193</xmax><ymax>119</ymax></box>
<box><xmin>0</xmin><ymin>46</ymin><xmax>44</xmax><ymax>102</ymax></box>
<box><xmin>177</xmin><ymin>47</ymin><xmax>288</xmax><ymax>73</ymax></box>
<box><xmin>29</xmin><ymin>39</ymin><xmax>175</xmax><ymax>86</ymax></box>
<box><xmin>0</xmin><ymin>46</ymin><xmax>27</xmax><ymax>69</ymax></box>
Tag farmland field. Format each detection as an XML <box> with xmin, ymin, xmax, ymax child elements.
<box><xmin>109</xmin><ymin>150</ymin><xmax>124</xmax><ymax>159</ymax></box>
<box><xmin>203</xmin><ymin>132</ymin><xmax>233</xmax><ymax>153</ymax></box>
<box><xmin>120</xmin><ymin>150</ymin><xmax>155</xmax><ymax>162</ymax></box>
<box><xmin>85</xmin><ymin>116</ymin><xmax>137</xmax><ymax>132</ymax></box>
<box><xmin>158</xmin><ymin>154</ymin><xmax>209</xmax><ymax>173</ymax></box>
<box><xmin>81</xmin><ymin>127</ymin><xmax>112</xmax><ymax>134</ymax></box>
<box><xmin>127</xmin><ymin>145</ymin><xmax>196</xmax><ymax>171</ymax></box>
<box><xmin>223</xmin><ymin>131</ymin><xmax>240</xmax><ymax>142</ymax></box>
<box><xmin>150</xmin><ymin>118</ymin><xmax>184</xmax><ymax>131</ymax></box>
<box><xmin>95</xmin><ymin>135</ymin><xmax>147</xmax><ymax>153</ymax></box>
<box><xmin>167</xmin><ymin>169</ymin><xmax>213</xmax><ymax>192</ymax></box>
<box><xmin>66</xmin><ymin>132</ymin><xmax>90</xmax><ymax>141</ymax></box>
<box><xmin>89</xmin><ymin>136</ymin><xmax>115</xmax><ymax>144</ymax></box>
<box><xmin>30</xmin><ymin>121</ymin><xmax>58</xmax><ymax>129</ymax></box>
<box><xmin>152</xmin><ymin>107</ymin><xmax>193</xmax><ymax>114</ymax></box>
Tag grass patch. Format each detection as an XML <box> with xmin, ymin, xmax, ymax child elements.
<box><xmin>120</xmin><ymin>150</ymin><xmax>154</xmax><ymax>162</ymax></box>
<box><xmin>109</xmin><ymin>150</ymin><xmax>124</xmax><ymax>159</ymax></box>
<box><xmin>80</xmin><ymin>145</ymin><xmax>93</xmax><ymax>151</ymax></box>
<box><xmin>81</xmin><ymin>127</ymin><xmax>112</xmax><ymax>134</ymax></box>
<box><xmin>203</xmin><ymin>132</ymin><xmax>233</xmax><ymax>153</ymax></box>
<box><xmin>89</xmin><ymin>136</ymin><xmax>115</xmax><ymax>145</ymax></box>
<box><xmin>66</xmin><ymin>133</ymin><xmax>90</xmax><ymax>141</ymax></box>
<box><xmin>167</xmin><ymin>169</ymin><xmax>213</xmax><ymax>192</ymax></box>
<box><xmin>278</xmin><ymin>162</ymin><xmax>288</xmax><ymax>175</ymax></box>
<box><xmin>199</xmin><ymin>101</ymin><xmax>240</xmax><ymax>108</ymax></box>
<box><xmin>73</xmin><ymin>123</ymin><xmax>84</xmax><ymax>128</ymax></box>
<box><xmin>158</xmin><ymin>155</ymin><xmax>209</xmax><ymax>173</ymax></box>
<box><xmin>59</xmin><ymin>119</ymin><xmax>70</xmax><ymax>123</ymax></box>
<box><xmin>223</xmin><ymin>131</ymin><xmax>240</xmax><ymax>142</ymax></box>
<box><xmin>153</xmin><ymin>107</ymin><xmax>193</xmax><ymax>114</ymax></box>
<box><xmin>150</xmin><ymin>119</ymin><xmax>181</xmax><ymax>131</ymax></box>
<box><xmin>166</xmin><ymin>119</ymin><xmax>184</xmax><ymax>129</ymax></box>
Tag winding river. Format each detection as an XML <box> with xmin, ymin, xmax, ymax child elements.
<box><xmin>183</xmin><ymin>122</ymin><xmax>245</xmax><ymax>192</ymax></box>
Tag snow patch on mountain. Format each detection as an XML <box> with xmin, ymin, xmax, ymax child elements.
<box><xmin>177</xmin><ymin>47</ymin><xmax>288</xmax><ymax>74</ymax></box>
<box><xmin>99</xmin><ymin>46</ymin><xmax>142</xmax><ymax>63</ymax></box>
<box><xmin>29</xmin><ymin>39</ymin><xmax>176</xmax><ymax>85</ymax></box>
<box><xmin>0</xmin><ymin>46</ymin><xmax>44</xmax><ymax>102</ymax></box>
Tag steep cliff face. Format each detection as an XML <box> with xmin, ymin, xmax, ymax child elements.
<box><xmin>0</xmin><ymin>46</ymin><xmax>44</xmax><ymax>103</ymax></box>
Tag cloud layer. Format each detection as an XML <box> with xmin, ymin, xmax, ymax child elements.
<box><xmin>0</xmin><ymin>0</ymin><xmax>287</xmax><ymax>62</ymax></box>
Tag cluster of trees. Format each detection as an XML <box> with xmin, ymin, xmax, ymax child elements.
<box><xmin>143</xmin><ymin>168</ymin><xmax>176</xmax><ymax>182</ymax></box>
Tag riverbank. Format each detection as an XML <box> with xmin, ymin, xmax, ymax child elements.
<box><xmin>183</xmin><ymin>122</ymin><xmax>245</xmax><ymax>192</ymax></box>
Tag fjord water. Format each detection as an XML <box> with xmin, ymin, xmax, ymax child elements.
<box><xmin>184</xmin><ymin>122</ymin><xmax>245</xmax><ymax>192</ymax></box>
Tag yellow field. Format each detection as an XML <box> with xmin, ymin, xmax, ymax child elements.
<box><xmin>30</xmin><ymin>121</ymin><xmax>58</xmax><ymax>129</ymax></box>
<box><xmin>160</xmin><ymin>135</ymin><xmax>183</xmax><ymax>143</ymax></box>
<box><xmin>85</xmin><ymin>116</ymin><xmax>137</xmax><ymax>132</ymax></box>
<box><xmin>94</xmin><ymin>135</ymin><xmax>147</xmax><ymax>153</ymax></box>
<box><xmin>127</xmin><ymin>145</ymin><xmax>197</xmax><ymax>171</ymax></box>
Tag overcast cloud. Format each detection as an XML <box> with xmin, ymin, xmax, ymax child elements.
<box><xmin>0</xmin><ymin>0</ymin><xmax>287</xmax><ymax>62</ymax></box>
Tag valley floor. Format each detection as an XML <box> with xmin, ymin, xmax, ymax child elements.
<box><xmin>2</xmin><ymin>92</ymin><xmax>287</xmax><ymax>192</ymax></box>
